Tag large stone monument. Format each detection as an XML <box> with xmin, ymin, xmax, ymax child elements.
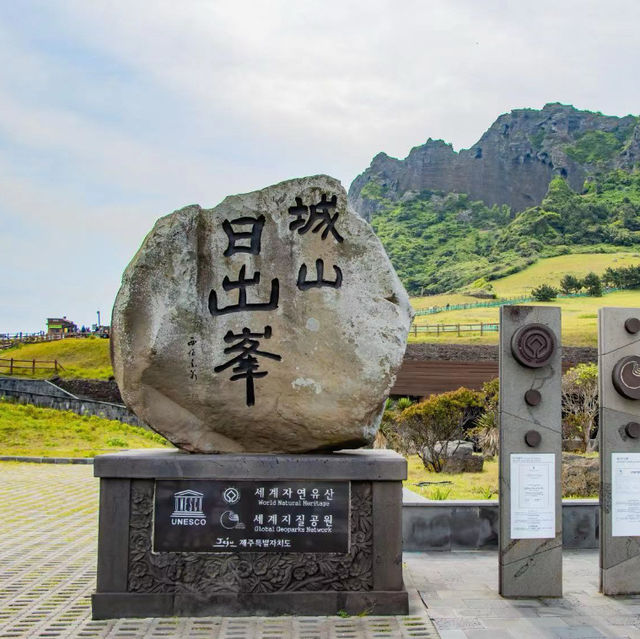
<box><xmin>599</xmin><ymin>307</ymin><xmax>640</xmax><ymax>595</ymax></box>
<box><xmin>92</xmin><ymin>175</ymin><xmax>413</xmax><ymax>618</ymax></box>
<box><xmin>498</xmin><ymin>306</ymin><xmax>562</xmax><ymax>597</ymax></box>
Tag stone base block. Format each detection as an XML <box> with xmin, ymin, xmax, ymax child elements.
<box><xmin>92</xmin><ymin>590</ymin><xmax>408</xmax><ymax>619</ymax></box>
<box><xmin>92</xmin><ymin>449</ymin><xmax>408</xmax><ymax>618</ymax></box>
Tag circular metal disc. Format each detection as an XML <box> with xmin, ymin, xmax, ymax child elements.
<box><xmin>511</xmin><ymin>323</ymin><xmax>557</xmax><ymax>369</ymax></box>
<box><xmin>625</xmin><ymin>318</ymin><xmax>640</xmax><ymax>335</ymax></box>
<box><xmin>612</xmin><ymin>355</ymin><xmax>640</xmax><ymax>400</ymax></box>
<box><xmin>524</xmin><ymin>430</ymin><xmax>542</xmax><ymax>448</ymax></box>
<box><xmin>625</xmin><ymin>422</ymin><xmax>640</xmax><ymax>439</ymax></box>
<box><xmin>524</xmin><ymin>389</ymin><xmax>542</xmax><ymax>406</ymax></box>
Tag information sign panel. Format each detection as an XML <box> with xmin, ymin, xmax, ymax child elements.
<box><xmin>153</xmin><ymin>480</ymin><xmax>350</xmax><ymax>553</ymax></box>
<box><xmin>510</xmin><ymin>453</ymin><xmax>556</xmax><ymax>539</ymax></box>
<box><xmin>612</xmin><ymin>453</ymin><xmax>640</xmax><ymax>537</ymax></box>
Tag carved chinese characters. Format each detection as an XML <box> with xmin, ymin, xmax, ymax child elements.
<box><xmin>111</xmin><ymin>175</ymin><xmax>412</xmax><ymax>453</ymax></box>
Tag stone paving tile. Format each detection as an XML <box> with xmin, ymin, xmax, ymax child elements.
<box><xmin>406</xmin><ymin>550</ymin><xmax>640</xmax><ymax>639</ymax></box>
<box><xmin>9</xmin><ymin>460</ymin><xmax>640</xmax><ymax>639</ymax></box>
<box><xmin>0</xmin><ymin>462</ymin><xmax>438</xmax><ymax>639</ymax></box>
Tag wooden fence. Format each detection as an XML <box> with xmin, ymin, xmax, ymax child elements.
<box><xmin>0</xmin><ymin>333</ymin><xmax>64</xmax><ymax>350</ymax></box>
<box><xmin>409</xmin><ymin>322</ymin><xmax>499</xmax><ymax>337</ymax></box>
<box><xmin>0</xmin><ymin>358</ymin><xmax>64</xmax><ymax>375</ymax></box>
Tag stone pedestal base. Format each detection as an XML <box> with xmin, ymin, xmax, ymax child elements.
<box><xmin>92</xmin><ymin>449</ymin><xmax>408</xmax><ymax>619</ymax></box>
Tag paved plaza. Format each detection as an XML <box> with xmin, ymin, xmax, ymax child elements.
<box><xmin>3</xmin><ymin>462</ymin><xmax>640</xmax><ymax>639</ymax></box>
<box><xmin>0</xmin><ymin>462</ymin><xmax>435</xmax><ymax>639</ymax></box>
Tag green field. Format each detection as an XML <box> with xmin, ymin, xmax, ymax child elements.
<box><xmin>491</xmin><ymin>252</ymin><xmax>640</xmax><ymax>297</ymax></box>
<box><xmin>0</xmin><ymin>337</ymin><xmax>112</xmax><ymax>379</ymax></box>
<box><xmin>0</xmin><ymin>399</ymin><xmax>172</xmax><ymax>457</ymax></box>
<box><xmin>411</xmin><ymin>289</ymin><xmax>640</xmax><ymax>346</ymax></box>
<box><xmin>405</xmin><ymin>454</ymin><xmax>499</xmax><ymax>500</ymax></box>
<box><xmin>410</xmin><ymin>253</ymin><xmax>640</xmax><ymax>346</ymax></box>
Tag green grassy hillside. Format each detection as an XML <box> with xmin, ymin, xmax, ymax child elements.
<box><xmin>0</xmin><ymin>337</ymin><xmax>112</xmax><ymax>379</ymax></box>
<box><xmin>370</xmin><ymin>169</ymin><xmax>640</xmax><ymax>296</ymax></box>
<box><xmin>0</xmin><ymin>399</ymin><xmax>172</xmax><ymax>457</ymax></box>
<box><xmin>412</xmin><ymin>252</ymin><xmax>640</xmax><ymax>309</ymax></box>
<box><xmin>491</xmin><ymin>252</ymin><xmax>640</xmax><ymax>296</ymax></box>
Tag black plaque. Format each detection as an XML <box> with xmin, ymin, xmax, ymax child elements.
<box><xmin>153</xmin><ymin>480</ymin><xmax>350</xmax><ymax>553</ymax></box>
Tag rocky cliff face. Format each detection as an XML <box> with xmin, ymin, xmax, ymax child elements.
<box><xmin>349</xmin><ymin>103</ymin><xmax>639</xmax><ymax>218</ymax></box>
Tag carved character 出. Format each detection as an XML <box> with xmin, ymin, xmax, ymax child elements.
<box><xmin>209</xmin><ymin>265</ymin><xmax>279</xmax><ymax>316</ymax></box>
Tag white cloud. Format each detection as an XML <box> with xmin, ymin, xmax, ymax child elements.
<box><xmin>1</xmin><ymin>0</ymin><xmax>639</xmax><ymax>331</ymax></box>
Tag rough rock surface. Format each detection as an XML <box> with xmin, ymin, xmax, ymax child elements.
<box><xmin>442</xmin><ymin>455</ymin><xmax>484</xmax><ymax>474</ymax></box>
<box><xmin>112</xmin><ymin>175</ymin><xmax>412</xmax><ymax>453</ymax></box>
<box><xmin>424</xmin><ymin>440</ymin><xmax>474</xmax><ymax>462</ymax></box>
<box><xmin>349</xmin><ymin>103</ymin><xmax>639</xmax><ymax>218</ymax></box>
<box><xmin>403</xmin><ymin>342</ymin><xmax>596</xmax><ymax>364</ymax></box>
<box><xmin>52</xmin><ymin>378</ymin><xmax>123</xmax><ymax>404</ymax></box>
<box><xmin>562</xmin><ymin>453</ymin><xmax>599</xmax><ymax>497</ymax></box>
<box><xmin>423</xmin><ymin>440</ymin><xmax>483</xmax><ymax>473</ymax></box>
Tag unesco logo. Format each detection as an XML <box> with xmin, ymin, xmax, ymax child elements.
<box><xmin>223</xmin><ymin>487</ymin><xmax>240</xmax><ymax>504</ymax></box>
<box><xmin>170</xmin><ymin>489</ymin><xmax>206</xmax><ymax>526</ymax></box>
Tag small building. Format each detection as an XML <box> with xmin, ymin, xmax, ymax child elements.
<box><xmin>47</xmin><ymin>317</ymin><xmax>77</xmax><ymax>336</ymax></box>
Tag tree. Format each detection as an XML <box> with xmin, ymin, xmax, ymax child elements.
<box><xmin>531</xmin><ymin>283</ymin><xmax>557</xmax><ymax>301</ymax></box>
<box><xmin>562</xmin><ymin>363</ymin><xmax>598</xmax><ymax>452</ymax></box>
<box><xmin>559</xmin><ymin>274</ymin><xmax>582</xmax><ymax>294</ymax></box>
<box><xmin>397</xmin><ymin>388</ymin><xmax>483</xmax><ymax>472</ymax></box>
<box><xmin>583</xmin><ymin>272</ymin><xmax>602</xmax><ymax>296</ymax></box>
<box><xmin>473</xmin><ymin>378</ymin><xmax>500</xmax><ymax>456</ymax></box>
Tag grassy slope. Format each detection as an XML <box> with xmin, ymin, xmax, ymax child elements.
<box><xmin>411</xmin><ymin>252</ymin><xmax>640</xmax><ymax>310</ymax></box>
<box><xmin>0</xmin><ymin>399</ymin><xmax>173</xmax><ymax>457</ymax></box>
<box><xmin>0</xmin><ymin>337</ymin><xmax>112</xmax><ymax>379</ymax></box>
<box><xmin>491</xmin><ymin>252</ymin><xmax>640</xmax><ymax>297</ymax></box>
<box><xmin>410</xmin><ymin>253</ymin><xmax>640</xmax><ymax>346</ymax></box>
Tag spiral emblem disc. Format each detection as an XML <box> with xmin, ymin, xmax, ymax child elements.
<box><xmin>511</xmin><ymin>323</ymin><xmax>556</xmax><ymax>368</ymax></box>
<box><xmin>612</xmin><ymin>355</ymin><xmax>640</xmax><ymax>400</ymax></box>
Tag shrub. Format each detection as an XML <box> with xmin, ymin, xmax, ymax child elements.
<box><xmin>531</xmin><ymin>283</ymin><xmax>558</xmax><ymax>301</ymax></box>
<box><xmin>559</xmin><ymin>274</ymin><xmax>582</xmax><ymax>294</ymax></box>
<box><xmin>106</xmin><ymin>437</ymin><xmax>129</xmax><ymax>447</ymax></box>
<box><xmin>473</xmin><ymin>378</ymin><xmax>499</xmax><ymax>456</ymax></box>
<box><xmin>562</xmin><ymin>363</ymin><xmax>598</xmax><ymax>451</ymax></box>
<box><xmin>428</xmin><ymin>486</ymin><xmax>452</xmax><ymax>500</ymax></box>
<box><xmin>583</xmin><ymin>272</ymin><xmax>603</xmax><ymax>296</ymax></box>
<box><xmin>397</xmin><ymin>387</ymin><xmax>483</xmax><ymax>472</ymax></box>
<box><xmin>377</xmin><ymin>410</ymin><xmax>405</xmax><ymax>453</ymax></box>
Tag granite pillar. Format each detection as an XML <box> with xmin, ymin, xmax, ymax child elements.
<box><xmin>499</xmin><ymin>306</ymin><xmax>562</xmax><ymax>597</ymax></box>
<box><xmin>599</xmin><ymin>307</ymin><xmax>640</xmax><ymax>595</ymax></box>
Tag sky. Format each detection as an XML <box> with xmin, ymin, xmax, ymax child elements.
<box><xmin>2</xmin><ymin>0</ymin><xmax>640</xmax><ymax>333</ymax></box>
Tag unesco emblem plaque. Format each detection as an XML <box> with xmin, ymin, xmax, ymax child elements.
<box><xmin>511</xmin><ymin>323</ymin><xmax>556</xmax><ymax>368</ymax></box>
<box><xmin>154</xmin><ymin>480</ymin><xmax>350</xmax><ymax>553</ymax></box>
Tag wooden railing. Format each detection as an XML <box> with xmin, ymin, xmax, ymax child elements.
<box><xmin>0</xmin><ymin>358</ymin><xmax>64</xmax><ymax>375</ymax></box>
<box><xmin>0</xmin><ymin>332</ymin><xmax>64</xmax><ymax>350</ymax></box>
<box><xmin>409</xmin><ymin>322</ymin><xmax>499</xmax><ymax>337</ymax></box>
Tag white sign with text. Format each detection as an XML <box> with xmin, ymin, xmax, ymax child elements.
<box><xmin>510</xmin><ymin>453</ymin><xmax>556</xmax><ymax>539</ymax></box>
<box><xmin>612</xmin><ymin>453</ymin><xmax>640</xmax><ymax>537</ymax></box>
